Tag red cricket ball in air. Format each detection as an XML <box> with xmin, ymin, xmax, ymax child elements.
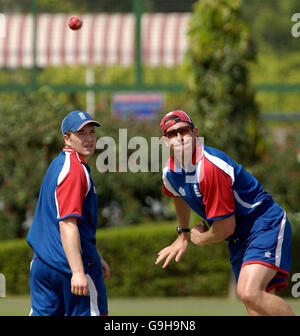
<box><xmin>68</xmin><ymin>16</ymin><xmax>83</xmax><ymax>30</ymax></box>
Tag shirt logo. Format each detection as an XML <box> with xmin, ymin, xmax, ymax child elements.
<box><xmin>178</xmin><ymin>187</ymin><xmax>186</xmax><ymax>196</ymax></box>
<box><xmin>193</xmin><ymin>184</ymin><xmax>201</xmax><ymax>197</ymax></box>
<box><xmin>265</xmin><ymin>251</ymin><xmax>272</xmax><ymax>258</ymax></box>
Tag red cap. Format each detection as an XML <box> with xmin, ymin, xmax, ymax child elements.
<box><xmin>160</xmin><ymin>110</ymin><xmax>194</xmax><ymax>134</ymax></box>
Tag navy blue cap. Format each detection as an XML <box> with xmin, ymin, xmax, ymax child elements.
<box><xmin>61</xmin><ymin>110</ymin><xmax>101</xmax><ymax>135</ymax></box>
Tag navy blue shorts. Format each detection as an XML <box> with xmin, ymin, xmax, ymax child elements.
<box><xmin>29</xmin><ymin>257</ymin><xmax>108</xmax><ymax>316</ymax></box>
<box><xmin>229</xmin><ymin>201</ymin><xmax>292</xmax><ymax>293</ymax></box>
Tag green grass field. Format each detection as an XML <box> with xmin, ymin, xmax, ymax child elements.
<box><xmin>1</xmin><ymin>296</ymin><xmax>300</xmax><ymax>316</ymax></box>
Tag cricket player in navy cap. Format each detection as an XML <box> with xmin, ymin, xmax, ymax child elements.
<box><xmin>27</xmin><ymin>110</ymin><xmax>109</xmax><ymax>316</ymax></box>
<box><xmin>155</xmin><ymin>110</ymin><xmax>295</xmax><ymax>316</ymax></box>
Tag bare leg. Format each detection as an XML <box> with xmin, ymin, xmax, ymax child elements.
<box><xmin>237</xmin><ymin>264</ymin><xmax>295</xmax><ymax>316</ymax></box>
<box><xmin>244</xmin><ymin>289</ymin><xmax>275</xmax><ymax>316</ymax></box>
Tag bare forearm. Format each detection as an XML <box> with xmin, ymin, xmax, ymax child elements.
<box><xmin>59</xmin><ymin>218</ymin><xmax>89</xmax><ymax>296</ymax></box>
<box><xmin>174</xmin><ymin>197</ymin><xmax>191</xmax><ymax>229</ymax></box>
<box><xmin>59</xmin><ymin>219</ymin><xmax>84</xmax><ymax>274</ymax></box>
<box><xmin>97</xmin><ymin>250</ymin><xmax>111</xmax><ymax>280</ymax></box>
<box><xmin>192</xmin><ymin>227</ymin><xmax>226</xmax><ymax>245</ymax></box>
<box><xmin>155</xmin><ymin>197</ymin><xmax>191</xmax><ymax>269</ymax></box>
<box><xmin>191</xmin><ymin>216</ymin><xmax>236</xmax><ymax>246</ymax></box>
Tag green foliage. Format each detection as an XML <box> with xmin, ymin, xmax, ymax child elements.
<box><xmin>1</xmin><ymin>53</ymin><xmax>300</xmax><ymax>238</ymax></box>
<box><xmin>0</xmin><ymin>211</ymin><xmax>17</xmax><ymax>241</ymax></box>
<box><xmin>0</xmin><ymin>222</ymin><xmax>231</xmax><ymax>297</ymax></box>
<box><xmin>90</xmin><ymin>114</ymin><xmax>166</xmax><ymax>226</ymax></box>
<box><xmin>252</xmin><ymin>128</ymin><xmax>300</xmax><ymax>213</ymax></box>
<box><xmin>1</xmin><ymin>221</ymin><xmax>299</xmax><ymax>297</ymax></box>
<box><xmin>0</xmin><ymin>63</ymin><xmax>192</xmax><ymax>239</ymax></box>
<box><xmin>250</xmin><ymin>52</ymin><xmax>300</xmax><ymax>114</ymax></box>
<box><xmin>185</xmin><ymin>0</ymin><xmax>263</xmax><ymax>165</ymax></box>
<box><xmin>0</xmin><ymin>84</ymin><xmax>171</xmax><ymax>238</ymax></box>
<box><xmin>1</xmin><ymin>57</ymin><xmax>300</xmax><ymax>237</ymax></box>
<box><xmin>0</xmin><ymin>239</ymin><xmax>33</xmax><ymax>295</ymax></box>
<box><xmin>0</xmin><ymin>89</ymin><xmax>74</xmax><ymax>238</ymax></box>
<box><xmin>243</xmin><ymin>0</ymin><xmax>300</xmax><ymax>54</ymax></box>
<box><xmin>100</xmin><ymin>223</ymin><xmax>230</xmax><ymax>297</ymax></box>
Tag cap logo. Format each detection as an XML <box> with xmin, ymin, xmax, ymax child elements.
<box><xmin>78</xmin><ymin>112</ymin><xmax>86</xmax><ymax>120</ymax></box>
<box><xmin>164</xmin><ymin>117</ymin><xmax>180</xmax><ymax>126</ymax></box>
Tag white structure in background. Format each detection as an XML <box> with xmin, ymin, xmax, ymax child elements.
<box><xmin>0</xmin><ymin>13</ymin><xmax>190</xmax><ymax>114</ymax></box>
<box><xmin>0</xmin><ymin>13</ymin><xmax>6</xmax><ymax>38</ymax></box>
<box><xmin>0</xmin><ymin>13</ymin><xmax>190</xmax><ymax>68</ymax></box>
<box><xmin>0</xmin><ymin>273</ymin><xmax>5</xmax><ymax>297</ymax></box>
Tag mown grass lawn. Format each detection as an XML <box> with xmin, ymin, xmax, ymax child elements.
<box><xmin>1</xmin><ymin>296</ymin><xmax>300</xmax><ymax>316</ymax></box>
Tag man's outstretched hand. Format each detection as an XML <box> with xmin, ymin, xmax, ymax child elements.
<box><xmin>155</xmin><ymin>233</ymin><xmax>189</xmax><ymax>268</ymax></box>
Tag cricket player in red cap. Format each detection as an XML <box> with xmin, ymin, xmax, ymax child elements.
<box><xmin>155</xmin><ymin>110</ymin><xmax>295</xmax><ymax>316</ymax></box>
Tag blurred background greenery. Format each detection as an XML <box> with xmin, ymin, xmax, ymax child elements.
<box><xmin>1</xmin><ymin>0</ymin><xmax>300</xmax><ymax>238</ymax></box>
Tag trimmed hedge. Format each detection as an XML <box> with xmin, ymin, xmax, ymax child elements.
<box><xmin>0</xmin><ymin>221</ymin><xmax>299</xmax><ymax>297</ymax></box>
<box><xmin>0</xmin><ymin>222</ymin><xmax>230</xmax><ymax>296</ymax></box>
<box><xmin>0</xmin><ymin>239</ymin><xmax>34</xmax><ymax>295</ymax></box>
<box><xmin>98</xmin><ymin>222</ymin><xmax>230</xmax><ymax>298</ymax></box>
